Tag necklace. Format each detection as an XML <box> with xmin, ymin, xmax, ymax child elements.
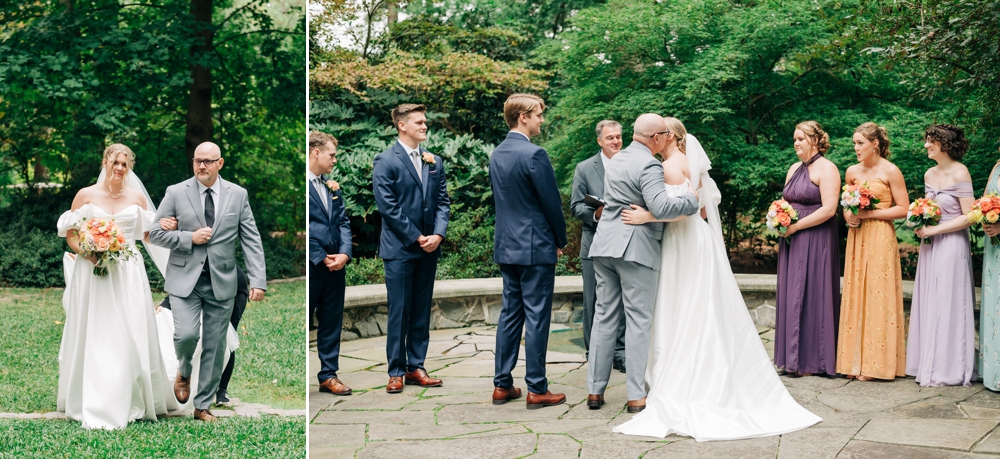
<box><xmin>104</xmin><ymin>181</ymin><xmax>125</xmax><ymax>199</ymax></box>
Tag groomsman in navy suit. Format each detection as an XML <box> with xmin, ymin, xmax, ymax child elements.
<box><xmin>373</xmin><ymin>103</ymin><xmax>451</xmax><ymax>393</ymax></box>
<box><xmin>308</xmin><ymin>131</ymin><xmax>353</xmax><ymax>396</ymax></box>
<box><xmin>489</xmin><ymin>94</ymin><xmax>568</xmax><ymax>409</ymax></box>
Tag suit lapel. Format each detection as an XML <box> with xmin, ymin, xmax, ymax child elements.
<box><xmin>212</xmin><ymin>177</ymin><xmax>232</xmax><ymax>233</ymax></box>
<box><xmin>394</xmin><ymin>142</ymin><xmax>422</xmax><ymax>187</ymax></box>
<box><xmin>593</xmin><ymin>154</ymin><xmax>605</xmax><ymax>182</ymax></box>
<box><xmin>185</xmin><ymin>178</ymin><xmax>208</xmax><ymax>228</ymax></box>
<box><xmin>420</xmin><ymin>150</ymin><xmax>431</xmax><ymax>198</ymax></box>
<box><xmin>309</xmin><ymin>177</ymin><xmax>325</xmax><ymax>216</ymax></box>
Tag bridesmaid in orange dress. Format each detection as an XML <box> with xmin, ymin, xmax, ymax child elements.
<box><xmin>836</xmin><ymin>122</ymin><xmax>910</xmax><ymax>381</ymax></box>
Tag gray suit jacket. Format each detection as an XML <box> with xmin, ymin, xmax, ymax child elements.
<box><xmin>588</xmin><ymin>141</ymin><xmax>699</xmax><ymax>269</ymax></box>
<box><xmin>149</xmin><ymin>176</ymin><xmax>267</xmax><ymax>300</ymax></box>
<box><xmin>570</xmin><ymin>152</ymin><xmax>605</xmax><ymax>260</ymax></box>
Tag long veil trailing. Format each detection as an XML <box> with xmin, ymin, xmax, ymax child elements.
<box><xmin>97</xmin><ymin>168</ymin><xmax>170</xmax><ymax>274</ymax></box>
<box><xmin>685</xmin><ymin>134</ymin><xmax>724</xmax><ymax>247</ymax></box>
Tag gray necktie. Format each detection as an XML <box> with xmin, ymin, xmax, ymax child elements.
<box><xmin>315</xmin><ymin>177</ymin><xmax>329</xmax><ymax>213</ymax></box>
<box><xmin>411</xmin><ymin>150</ymin><xmax>422</xmax><ymax>182</ymax></box>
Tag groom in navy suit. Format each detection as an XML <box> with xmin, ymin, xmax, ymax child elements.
<box><xmin>308</xmin><ymin>131</ymin><xmax>353</xmax><ymax>396</ymax></box>
<box><xmin>489</xmin><ymin>94</ymin><xmax>568</xmax><ymax>409</ymax></box>
<box><xmin>372</xmin><ymin>103</ymin><xmax>450</xmax><ymax>393</ymax></box>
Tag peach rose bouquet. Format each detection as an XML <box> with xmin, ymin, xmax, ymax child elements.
<box><xmin>968</xmin><ymin>192</ymin><xmax>1000</xmax><ymax>246</ymax></box>
<box><xmin>840</xmin><ymin>182</ymin><xmax>880</xmax><ymax>215</ymax></box>
<box><xmin>765</xmin><ymin>199</ymin><xmax>799</xmax><ymax>242</ymax></box>
<box><xmin>77</xmin><ymin>217</ymin><xmax>135</xmax><ymax>276</ymax></box>
<box><xmin>906</xmin><ymin>198</ymin><xmax>941</xmax><ymax>245</ymax></box>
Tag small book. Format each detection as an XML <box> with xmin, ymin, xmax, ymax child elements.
<box><xmin>584</xmin><ymin>194</ymin><xmax>606</xmax><ymax>208</ymax></box>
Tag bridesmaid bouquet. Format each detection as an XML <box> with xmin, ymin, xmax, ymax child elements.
<box><xmin>906</xmin><ymin>198</ymin><xmax>941</xmax><ymax>245</ymax></box>
<box><xmin>968</xmin><ymin>192</ymin><xmax>1000</xmax><ymax>246</ymax></box>
<box><xmin>840</xmin><ymin>182</ymin><xmax>880</xmax><ymax>215</ymax></box>
<box><xmin>77</xmin><ymin>217</ymin><xmax>134</xmax><ymax>276</ymax></box>
<box><xmin>765</xmin><ymin>199</ymin><xmax>799</xmax><ymax>242</ymax></box>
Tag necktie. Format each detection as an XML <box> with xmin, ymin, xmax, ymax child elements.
<box><xmin>317</xmin><ymin>177</ymin><xmax>330</xmax><ymax>213</ymax></box>
<box><xmin>411</xmin><ymin>150</ymin><xmax>422</xmax><ymax>182</ymax></box>
<box><xmin>205</xmin><ymin>188</ymin><xmax>215</xmax><ymax>228</ymax></box>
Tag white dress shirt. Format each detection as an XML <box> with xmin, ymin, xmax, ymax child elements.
<box><xmin>307</xmin><ymin>170</ymin><xmax>328</xmax><ymax>213</ymax></box>
<box><xmin>399</xmin><ymin>140</ymin><xmax>422</xmax><ymax>181</ymax></box>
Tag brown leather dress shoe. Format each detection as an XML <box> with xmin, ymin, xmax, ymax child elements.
<box><xmin>174</xmin><ymin>371</ymin><xmax>190</xmax><ymax>404</ymax></box>
<box><xmin>626</xmin><ymin>398</ymin><xmax>646</xmax><ymax>413</ymax></box>
<box><xmin>386</xmin><ymin>376</ymin><xmax>404</xmax><ymax>393</ymax></box>
<box><xmin>319</xmin><ymin>377</ymin><xmax>352</xmax><ymax>396</ymax></box>
<box><xmin>404</xmin><ymin>368</ymin><xmax>443</xmax><ymax>387</ymax></box>
<box><xmin>492</xmin><ymin>386</ymin><xmax>522</xmax><ymax>405</ymax></box>
<box><xmin>194</xmin><ymin>408</ymin><xmax>218</xmax><ymax>422</ymax></box>
<box><xmin>525</xmin><ymin>390</ymin><xmax>566</xmax><ymax>410</ymax></box>
<box><xmin>587</xmin><ymin>394</ymin><xmax>605</xmax><ymax>410</ymax></box>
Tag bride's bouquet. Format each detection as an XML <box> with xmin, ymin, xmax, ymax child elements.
<box><xmin>765</xmin><ymin>199</ymin><xmax>798</xmax><ymax>243</ymax></box>
<box><xmin>840</xmin><ymin>182</ymin><xmax>880</xmax><ymax>215</ymax></box>
<box><xmin>968</xmin><ymin>192</ymin><xmax>1000</xmax><ymax>246</ymax></box>
<box><xmin>77</xmin><ymin>217</ymin><xmax>134</xmax><ymax>276</ymax></box>
<box><xmin>906</xmin><ymin>198</ymin><xmax>941</xmax><ymax>245</ymax></box>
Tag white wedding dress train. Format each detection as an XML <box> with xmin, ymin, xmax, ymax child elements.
<box><xmin>614</xmin><ymin>143</ymin><xmax>820</xmax><ymax>441</ymax></box>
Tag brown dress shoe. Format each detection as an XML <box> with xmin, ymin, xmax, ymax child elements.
<box><xmin>174</xmin><ymin>371</ymin><xmax>190</xmax><ymax>404</ymax></box>
<box><xmin>386</xmin><ymin>376</ymin><xmax>404</xmax><ymax>393</ymax></box>
<box><xmin>194</xmin><ymin>408</ymin><xmax>218</xmax><ymax>422</ymax></box>
<box><xmin>587</xmin><ymin>394</ymin><xmax>605</xmax><ymax>410</ymax></box>
<box><xmin>626</xmin><ymin>398</ymin><xmax>646</xmax><ymax>413</ymax></box>
<box><xmin>404</xmin><ymin>369</ymin><xmax>443</xmax><ymax>387</ymax></box>
<box><xmin>492</xmin><ymin>386</ymin><xmax>522</xmax><ymax>405</ymax></box>
<box><xmin>525</xmin><ymin>390</ymin><xmax>566</xmax><ymax>410</ymax></box>
<box><xmin>319</xmin><ymin>377</ymin><xmax>352</xmax><ymax>396</ymax></box>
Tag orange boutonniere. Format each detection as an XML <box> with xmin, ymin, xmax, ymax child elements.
<box><xmin>325</xmin><ymin>180</ymin><xmax>340</xmax><ymax>200</ymax></box>
<box><xmin>421</xmin><ymin>152</ymin><xmax>435</xmax><ymax>165</ymax></box>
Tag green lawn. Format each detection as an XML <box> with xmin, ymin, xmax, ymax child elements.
<box><xmin>0</xmin><ymin>416</ymin><xmax>305</xmax><ymax>458</ymax></box>
<box><xmin>0</xmin><ymin>280</ymin><xmax>306</xmax><ymax>412</ymax></box>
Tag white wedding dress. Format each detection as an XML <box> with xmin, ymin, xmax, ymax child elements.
<box><xmin>614</xmin><ymin>136</ymin><xmax>821</xmax><ymax>441</ymax></box>
<box><xmin>57</xmin><ymin>203</ymin><xmax>179</xmax><ymax>430</ymax></box>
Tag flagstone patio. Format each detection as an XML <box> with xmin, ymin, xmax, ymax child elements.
<box><xmin>310</xmin><ymin>325</ymin><xmax>1000</xmax><ymax>458</ymax></box>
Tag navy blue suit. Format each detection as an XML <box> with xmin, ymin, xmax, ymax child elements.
<box><xmin>309</xmin><ymin>174</ymin><xmax>353</xmax><ymax>384</ymax></box>
<box><xmin>489</xmin><ymin>132</ymin><xmax>567</xmax><ymax>394</ymax></box>
<box><xmin>373</xmin><ymin>141</ymin><xmax>450</xmax><ymax>377</ymax></box>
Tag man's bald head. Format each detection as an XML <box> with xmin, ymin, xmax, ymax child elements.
<box><xmin>632</xmin><ymin>113</ymin><xmax>668</xmax><ymax>154</ymax></box>
<box><xmin>193</xmin><ymin>141</ymin><xmax>224</xmax><ymax>186</ymax></box>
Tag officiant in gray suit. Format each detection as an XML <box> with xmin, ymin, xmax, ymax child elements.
<box><xmin>150</xmin><ymin>141</ymin><xmax>267</xmax><ymax>422</ymax></box>
<box><xmin>585</xmin><ymin>114</ymin><xmax>698</xmax><ymax>413</ymax></box>
<box><xmin>569</xmin><ymin>120</ymin><xmax>626</xmax><ymax>372</ymax></box>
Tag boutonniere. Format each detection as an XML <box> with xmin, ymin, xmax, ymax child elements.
<box><xmin>421</xmin><ymin>152</ymin><xmax>435</xmax><ymax>165</ymax></box>
<box><xmin>325</xmin><ymin>180</ymin><xmax>340</xmax><ymax>200</ymax></box>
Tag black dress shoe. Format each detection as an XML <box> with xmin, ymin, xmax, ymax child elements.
<box><xmin>613</xmin><ymin>358</ymin><xmax>626</xmax><ymax>373</ymax></box>
<box><xmin>216</xmin><ymin>390</ymin><xmax>230</xmax><ymax>404</ymax></box>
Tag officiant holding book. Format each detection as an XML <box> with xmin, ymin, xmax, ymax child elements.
<box><xmin>570</xmin><ymin>120</ymin><xmax>627</xmax><ymax>372</ymax></box>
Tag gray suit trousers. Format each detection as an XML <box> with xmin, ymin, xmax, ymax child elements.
<box><xmin>581</xmin><ymin>258</ymin><xmax>625</xmax><ymax>361</ymax></box>
<box><xmin>172</xmin><ymin>272</ymin><xmax>235</xmax><ymax>410</ymax></box>
<box><xmin>587</xmin><ymin>256</ymin><xmax>657</xmax><ymax>401</ymax></box>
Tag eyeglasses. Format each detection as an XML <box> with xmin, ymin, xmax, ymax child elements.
<box><xmin>649</xmin><ymin>130</ymin><xmax>671</xmax><ymax>138</ymax></box>
<box><xmin>193</xmin><ymin>158</ymin><xmax>221</xmax><ymax>167</ymax></box>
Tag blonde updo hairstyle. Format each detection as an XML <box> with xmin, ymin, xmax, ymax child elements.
<box><xmin>795</xmin><ymin>121</ymin><xmax>831</xmax><ymax>155</ymax></box>
<box><xmin>663</xmin><ymin>117</ymin><xmax>688</xmax><ymax>153</ymax></box>
<box><xmin>103</xmin><ymin>143</ymin><xmax>136</xmax><ymax>172</ymax></box>
<box><xmin>855</xmin><ymin>122</ymin><xmax>892</xmax><ymax>160</ymax></box>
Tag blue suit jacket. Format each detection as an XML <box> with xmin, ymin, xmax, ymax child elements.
<box><xmin>308</xmin><ymin>175</ymin><xmax>353</xmax><ymax>273</ymax></box>
<box><xmin>489</xmin><ymin>132</ymin><xmax>568</xmax><ymax>265</ymax></box>
<box><xmin>372</xmin><ymin>141</ymin><xmax>450</xmax><ymax>260</ymax></box>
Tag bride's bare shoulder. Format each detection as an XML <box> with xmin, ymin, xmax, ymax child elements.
<box><xmin>662</xmin><ymin>155</ymin><xmax>690</xmax><ymax>185</ymax></box>
<box><xmin>124</xmin><ymin>187</ymin><xmax>148</xmax><ymax>209</ymax></box>
<box><xmin>70</xmin><ymin>185</ymin><xmax>99</xmax><ymax>211</ymax></box>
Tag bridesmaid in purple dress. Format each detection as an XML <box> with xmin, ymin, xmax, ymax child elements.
<box><xmin>908</xmin><ymin>124</ymin><xmax>976</xmax><ymax>386</ymax></box>
<box><xmin>775</xmin><ymin>121</ymin><xmax>842</xmax><ymax>376</ymax></box>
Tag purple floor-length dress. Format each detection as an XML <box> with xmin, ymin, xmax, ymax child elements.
<box><xmin>775</xmin><ymin>155</ymin><xmax>840</xmax><ymax>375</ymax></box>
<box><xmin>906</xmin><ymin>181</ymin><xmax>976</xmax><ymax>386</ymax></box>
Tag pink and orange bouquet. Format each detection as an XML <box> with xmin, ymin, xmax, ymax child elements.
<box><xmin>840</xmin><ymin>182</ymin><xmax>880</xmax><ymax>215</ymax></box>
<box><xmin>77</xmin><ymin>217</ymin><xmax>134</xmax><ymax>276</ymax></box>
<box><xmin>765</xmin><ymin>199</ymin><xmax>799</xmax><ymax>242</ymax></box>
<box><xmin>906</xmin><ymin>198</ymin><xmax>941</xmax><ymax>245</ymax></box>
<box><xmin>968</xmin><ymin>192</ymin><xmax>1000</xmax><ymax>246</ymax></box>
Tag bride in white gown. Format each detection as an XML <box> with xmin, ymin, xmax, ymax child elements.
<box><xmin>57</xmin><ymin>144</ymin><xmax>234</xmax><ymax>430</ymax></box>
<box><xmin>612</xmin><ymin>120</ymin><xmax>821</xmax><ymax>441</ymax></box>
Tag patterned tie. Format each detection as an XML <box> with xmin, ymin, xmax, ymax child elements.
<box><xmin>204</xmin><ymin>188</ymin><xmax>215</xmax><ymax>228</ymax></box>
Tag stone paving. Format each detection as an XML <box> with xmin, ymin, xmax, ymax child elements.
<box><xmin>310</xmin><ymin>325</ymin><xmax>1000</xmax><ymax>458</ymax></box>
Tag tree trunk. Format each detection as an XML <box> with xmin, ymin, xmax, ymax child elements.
<box><xmin>387</xmin><ymin>1</ymin><xmax>397</xmax><ymax>25</ymax></box>
<box><xmin>185</xmin><ymin>0</ymin><xmax>214</xmax><ymax>161</ymax></box>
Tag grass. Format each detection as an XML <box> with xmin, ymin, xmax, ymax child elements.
<box><xmin>0</xmin><ymin>280</ymin><xmax>306</xmax><ymax>412</ymax></box>
<box><xmin>0</xmin><ymin>416</ymin><xmax>305</xmax><ymax>458</ymax></box>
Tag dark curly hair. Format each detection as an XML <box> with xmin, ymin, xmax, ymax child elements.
<box><xmin>925</xmin><ymin>124</ymin><xmax>969</xmax><ymax>161</ymax></box>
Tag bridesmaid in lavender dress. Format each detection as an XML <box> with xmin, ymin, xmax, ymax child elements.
<box><xmin>775</xmin><ymin>121</ymin><xmax>842</xmax><ymax>376</ymax></box>
<box><xmin>908</xmin><ymin>124</ymin><xmax>976</xmax><ymax>387</ymax></box>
